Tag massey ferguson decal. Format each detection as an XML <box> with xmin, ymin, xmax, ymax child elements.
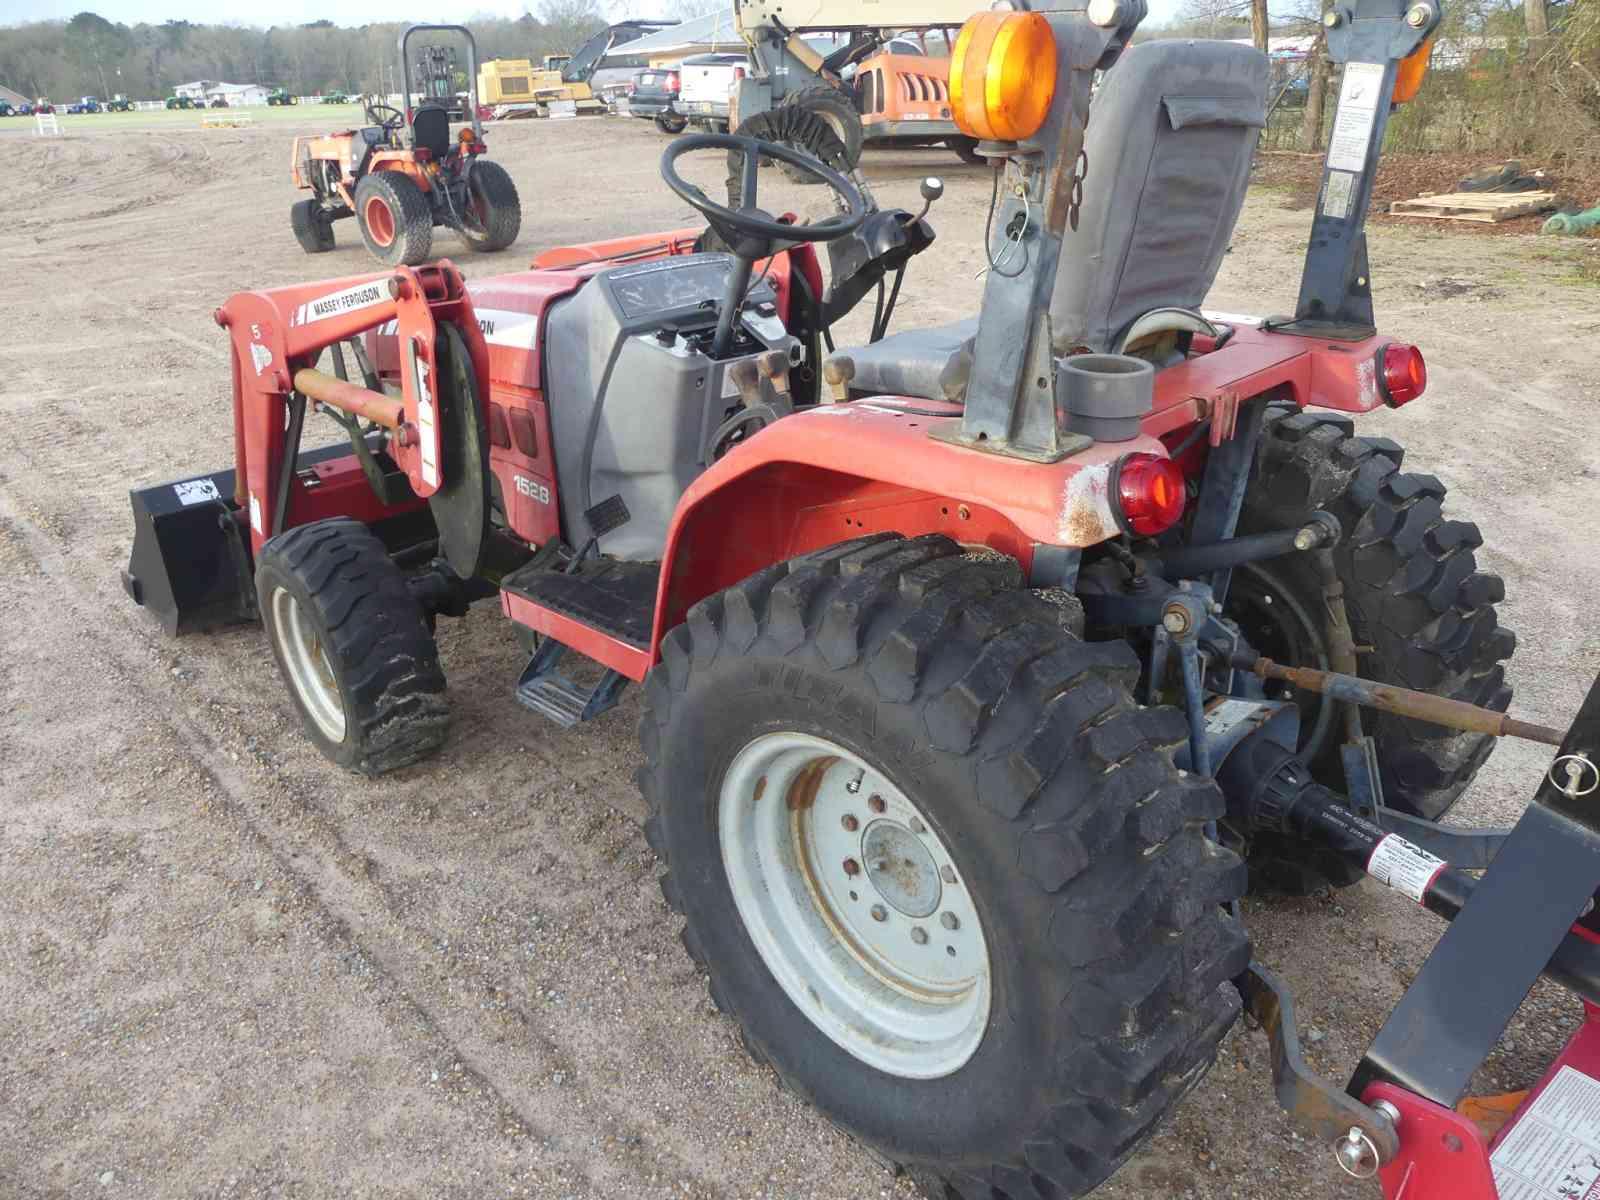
<box><xmin>291</xmin><ymin>280</ymin><xmax>388</xmax><ymax>327</ymax></box>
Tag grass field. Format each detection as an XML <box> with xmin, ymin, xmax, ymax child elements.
<box><xmin>0</xmin><ymin>102</ymin><xmax>365</xmax><ymax>135</ymax></box>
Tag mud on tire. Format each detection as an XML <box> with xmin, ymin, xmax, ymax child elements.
<box><xmin>1236</xmin><ymin>406</ymin><xmax>1514</xmax><ymax>885</ymax></box>
<box><xmin>639</xmin><ymin>533</ymin><xmax>1250</xmax><ymax>1198</ymax></box>
<box><xmin>777</xmin><ymin>85</ymin><xmax>864</xmax><ymax>179</ymax></box>
<box><xmin>256</xmin><ymin>518</ymin><xmax>448</xmax><ymax>776</ymax></box>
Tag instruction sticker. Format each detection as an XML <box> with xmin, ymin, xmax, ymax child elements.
<box><xmin>1326</xmin><ymin>61</ymin><xmax>1386</xmax><ymax>174</ymax></box>
<box><xmin>1322</xmin><ymin>169</ymin><xmax>1357</xmax><ymax>220</ymax></box>
<box><xmin>291</xmin><ymin>279</ymin><xmax>387</xmax><ymax>327</ymax></box>
<box><xmin>1366</xmin><ymin>833</ymin><xmax>1446</xmax><ymax>903</ymax></box>
<box><xmin>1492</xmin><ymin>1067</ymin><xmax>1600</xmax><ymax>1200</ymax></box>
<box><xmin>173</xmin><ymin>478</ymin><xmax>221</xmax><ymax>507</ymax></box>
<box><xmin>249</xmin><ymin>342</ymin><xmax>273</xmax><ymax>377</ymax></box>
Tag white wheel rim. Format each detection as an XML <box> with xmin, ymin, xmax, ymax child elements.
<box><xmin>269</xmin><ymin>586</ymin><xmax>346</xmax><ymax>742</ymax></box>
<box><xmin>719</xmin><ymin>732</ymin><xmax>991</xmax><ymax>1079</ymax></box>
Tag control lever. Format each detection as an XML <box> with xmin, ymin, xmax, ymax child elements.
<box><xmin>914</xmin><ymin>176</ymin><xmax>944</xmax><ymax>222</ymax></box>
<box><xmin>755</xmin><ymin>350</ymin><xmax>794</xmax><ymax>416</ymax></box>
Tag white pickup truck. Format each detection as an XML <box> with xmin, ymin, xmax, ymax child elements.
<box><xmin>676</xmin><ymin>52</ymin><xmax>746</xmax><ymax>131</ymax></box>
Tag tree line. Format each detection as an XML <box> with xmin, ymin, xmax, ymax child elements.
<box><xmin>0</xmin><ymin>1</ymin><xmax>613</xmax><ymax>103</ymax></box>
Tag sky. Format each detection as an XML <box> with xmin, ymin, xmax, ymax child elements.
<box><xmin>2</xmin><ymin>0</ymin><xmax>1190</xmax><ymax>29</ymax></box>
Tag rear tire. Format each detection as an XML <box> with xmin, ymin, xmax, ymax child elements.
<box><xmin>462</xmin><ymin>159</ymin><xmax>521</xmax><ymax>253</ymax></box>
<box><xmin>779</xmin><ymin>85</ymin><xmax>864</xmax><ymax>181</ymax></box>
<box><xmin>290</xmin><ymin>198</ymin><xmax>335</xmax><ymax>253</ymax></box>
<box><xmin>256</xmin><ymin>518</ymin><xmax>448</xmax><ymax>776</ymax></box>
<box><xmin>354</xmin><ymin>171</ymin><xmax>433</xmax><ymax>267</ymax></box>
<box><xmin>640</xmin><ymin>533</ymin><xmax>1249</xmax><ymax>1198</ymax></box>
<box><xmin>1235</xmin><ymin>406</ymin><xmax>1515</xmax><ymax>890</ymax></box>
<box><xmin>654</xmin><ymin>112</ymin><xmax>687</xmax><ymax>134</ymax></box>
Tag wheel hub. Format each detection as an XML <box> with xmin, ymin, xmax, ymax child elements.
<box><xmin>861</xmin><ymin>820</ymin><xmax>941</xmax><ymax>918</ymax></box>
<box><xmin>719</xmin><ymin>732</ymin><xmax>991</xmax><ymax>1079</ymax></box>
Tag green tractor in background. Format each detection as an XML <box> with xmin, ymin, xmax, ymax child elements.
<box><xmin>106</xmin><ymin>94</ymin><xmax>135</xmax><ymax>112</ymax></box>
<box><xmin>266</xmin><ymin>88</ymin><xmax>298</xmax><ymax>106</ymax></box>
<box><xmin>165</xmin><ymin>94</ymin><xmax>202</xmax><ymax>110</ymax></box>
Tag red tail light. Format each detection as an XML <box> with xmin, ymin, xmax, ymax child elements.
<box><xmin>1113</xmin><ymin>453</ymin><xmax>1187</xmax><ymax>537</ymax></box>
<box><xmin>1380</xmin><ymin>343</ymin><xmax>1427</xmax><ymax>407</ymax></box>
<box><xmin>734</xmin><ymin>66</ymin><xmax>746</xmax><ymax>80</ymax></box>
<box><xmin>668</xmin><ymin>72</ymin><xmax>681</xmax><ymax>92</ymax></box>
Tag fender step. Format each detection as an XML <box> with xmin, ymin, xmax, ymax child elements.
<box><xmin>514</xmin><ymin>637</ymin><xmax>628</xmax><ymax>727</ymax></box>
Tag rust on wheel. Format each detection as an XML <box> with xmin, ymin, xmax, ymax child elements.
<box><xmin>363</xmin><ymin>194</ymin><xmax>396</xmax><ymax>248</ymax></box>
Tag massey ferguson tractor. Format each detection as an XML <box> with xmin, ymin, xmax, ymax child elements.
<box><xmin>125</xmin><ymin>1</ymin><xmax>1600</xmax><ymax>1195</ymax></box>
<box><xmin>288</xmin><ymin>24</ymin><xmax>520</xmax><ymax>267</ymax></box>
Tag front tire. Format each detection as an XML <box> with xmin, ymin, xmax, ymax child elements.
<box><xmin>290</xmin><ymin>198</ymin><xmax>335</xmax><ymax>253</ymax></box>
<box><xmin>354</xmin><ymin>171</ymin><xmax>433</xmax><ymax>267</ymax></box>
<box><xmin>256</xmin><ymin>519</ymin><xmax>448</xmax><ymax>776</ymax></box>
<box><xmin>640</xmin><ymin>533</ymin><xmax>1249</xmax><ymax>1198</ymax></box>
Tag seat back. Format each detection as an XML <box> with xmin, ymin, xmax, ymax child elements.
<box><xmin>411</xmin><ymin>104</ymin><xmax>452</xmax><ymax>159</ymax></box>
<box><xmin>1049</xmin><ymin>40</ymin><xmax>1268</xmax><ymax>353</ymax></box>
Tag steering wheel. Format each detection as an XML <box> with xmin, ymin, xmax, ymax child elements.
<box><xmin>662</xmin><ymin>133</ymin><xmax>866</xmax><ymax>356</ymax></box>
<box><xmin>365</xmin><ymin>102</ymin><xmax>405</xmax><ymax>135</ymax></box>
<box><xmin>662</xmin><ymin>132</ymin><xmax>866</xmax><ymax>253</ymax></box>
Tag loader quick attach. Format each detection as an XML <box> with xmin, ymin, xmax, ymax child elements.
<box><xmin>124</xmin><ymin>0</ymin><xmax>1600</xmax><ymax>1196</ymax></box>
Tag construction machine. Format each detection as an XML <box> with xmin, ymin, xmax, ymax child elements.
<box><xmin>732</xmin><ymin>2</ymin><xmax>984</xmax><ymax>167</ymax></box>
<box><xmin>124</xmin><ymin>1</ymin><xmax>1600</xmax><ymax>1197</ymax></box>
<box><xmin>288</xmin><ymin>24</ymin><xmax>521</xmax><ymax>266</ymax></box>
<box><xmin>476</xmin><ymin>20</ymin><xmax>675</xmax><ymax>115</ymax></box>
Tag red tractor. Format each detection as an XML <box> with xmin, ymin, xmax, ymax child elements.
<box><xmin>289</xmin><ymin>23</ymin><xmax>520</xmax><ymax>267</ymax></box>
<box><xmin>125</xmin><ymin>1</ymin><xmax>1600</xmax><ymax>1196</ymax></box>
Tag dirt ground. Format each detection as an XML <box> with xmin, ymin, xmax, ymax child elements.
<box><xmin>2</xmin><ymin>112</ymin><xmax>1598</xmax><ymax>1200</ymax></box>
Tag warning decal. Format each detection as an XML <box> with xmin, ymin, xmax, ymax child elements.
<box><xmin>1322</xmin><ymin>169</ymin><xmax>1357</xmax><ymax>220</ymax></box>
<box><xmin>1366</xmin><ymin>833</ymin><xmax>1446</xmax><ymax>904</ymax></box>
<box><xmin>173</xmin><ymin>478</ymin><xmax>221</xmax><ymax>507</ymax></box>
<box><xmin>1327</xmin><ymin>61</ymin><xmax>1385</xmax><ymax>174</ymax></box>
<box><xmin>1493</xmin><ymin>1067</ymin><xmax>1600</xmax><ymax>1200</ymax></box>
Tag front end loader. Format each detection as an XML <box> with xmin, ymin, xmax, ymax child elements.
<box><xmin>125</xmin><ymin>1</ymin><xmax>1600</xmax><ymax>1196</ymax></box>
<box><xmin>288</xmin><ymin>23</ymin><xmax>521</xmax><ymax>267</ymax></box>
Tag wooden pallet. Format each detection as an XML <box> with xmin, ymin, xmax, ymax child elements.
<box><xmin>1389</xmin><ymin>190</ymin><xmax>1558</xmax><ymax>223</ymax></box>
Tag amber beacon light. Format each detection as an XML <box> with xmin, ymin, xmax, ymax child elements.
<box><xmin>950</xmin><ymin>11</ymin><xmax>1058</xmax><ymax>143</ymax></box>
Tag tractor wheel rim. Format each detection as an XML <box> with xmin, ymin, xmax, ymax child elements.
<box><xmin>719</xmin><ymin>731</ymin><xmax>991</xmax><ymax>1080</ymax></box>
<box><xmin>364</xmin><ymin>194</ymin><xmax>396</xmax><ymax>247</ymax></box>
<box><xmin>270</xmin><ymin>586</ymin><xmax>346</xmax><ymax>742</ymax></box>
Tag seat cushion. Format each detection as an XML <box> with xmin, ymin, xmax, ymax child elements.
<box><xmin>825</xmin><ymin>317</ymin><xmax>979</xmax><ymax>402</ymax></box>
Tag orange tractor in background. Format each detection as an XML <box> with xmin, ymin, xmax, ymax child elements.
<box><xmin>289</xmin><ymin>23</ymin><xmax>521</xmax><ymax>267</ymax></box>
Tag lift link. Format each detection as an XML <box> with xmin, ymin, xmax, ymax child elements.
<box><xmin>1233</xmin><ymin>654</ymin><xmax>1567</xmax><ymax>746</ymax></box>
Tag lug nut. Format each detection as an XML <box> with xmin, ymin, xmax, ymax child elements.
<box><xmin>843</xmin><ymin>858</ymin><xmax>861</xmax><ymax>877</ymax></box>
<box><xmin>868</xmin><ymin>794</ymin><xmax>886</xmax><ymax>814</ymax></box>
<box><xmin>841</xmin><ymin>814</ymin><xmax>859</xmax><ymax>833</ymax></box>
<box><xmin>911</xmin><ymin>926</ymin><xmax>929</xmax><ymax>945</ymax></box>
<box><xmin>940</xmin><ymin>866</ymin><xmax>957</xmax><ymax>885</ymax></box>
<box><xmin>870</xmin><ymin>904</ymin><xmax>887</xmax><ymax>922</ymax></box>
<box><xmin>908</xmin><ymin>817</ymin><xmax>926</xmax><ymax>834</ymax></box>
<box><xmin>940</xmin><ymin>912</ymin><xmax>959</xmax><ymax>931</ymax></box>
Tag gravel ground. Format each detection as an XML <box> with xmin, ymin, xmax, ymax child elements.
<box><xmin>1</xmin><ymin>113</ymin><xmax>1598</xmax><ymax>1200</ymax></box>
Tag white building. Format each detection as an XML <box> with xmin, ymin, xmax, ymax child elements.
<box><xmin>175</xmin><ymin>80</ymin><xmax>272</xmax><ymax>105</ymax></box>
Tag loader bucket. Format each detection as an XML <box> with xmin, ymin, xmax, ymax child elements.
<box><xmin>122</xmin><ymin>465</ymin><xmax>257</xmax><ymax>637</ymax></box>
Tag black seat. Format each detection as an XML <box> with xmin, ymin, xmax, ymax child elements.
<box><xmin>411</xmin><ymin>104</ymin><xmax>451</xmax><ymax>159</ymax></box>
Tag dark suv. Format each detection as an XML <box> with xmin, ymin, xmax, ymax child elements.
<box><xmin>629</xmin><ymin>66</ymin><xmax>685</xmax><ymax>134</ymax></box>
